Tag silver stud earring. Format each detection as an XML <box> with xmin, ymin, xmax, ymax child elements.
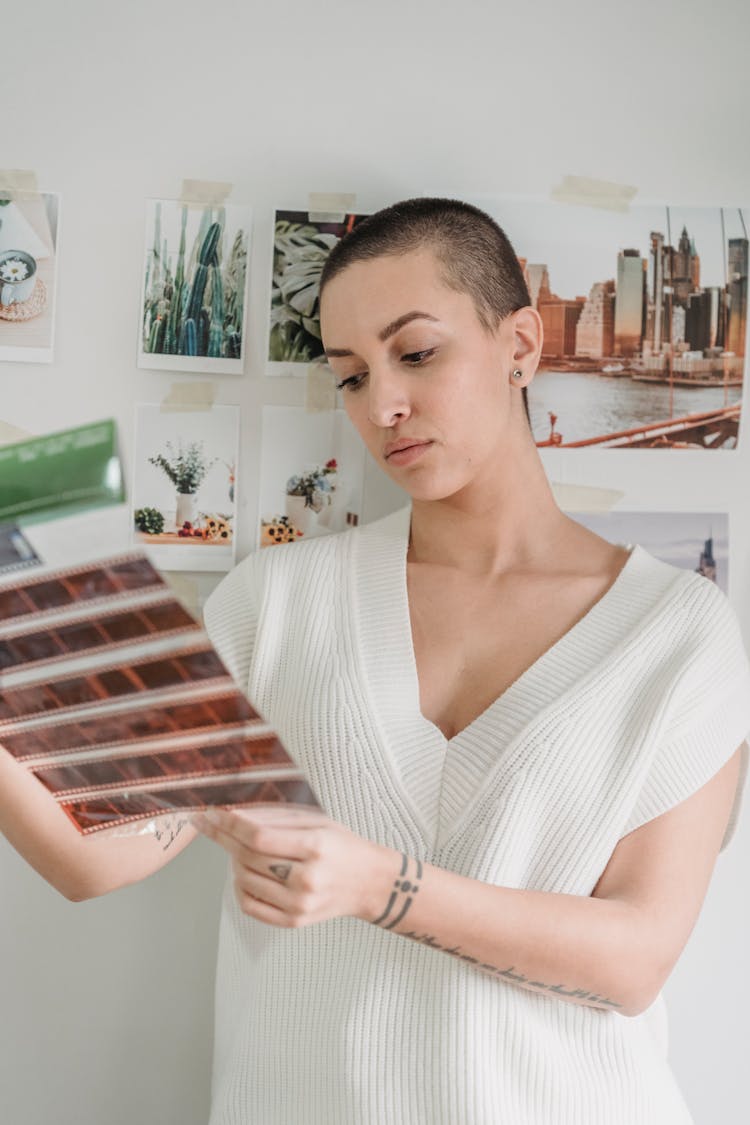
<box><xmin>512</xmin><ymin>368</ymin><xmax>523</xmax><ymax>379</ymax></box>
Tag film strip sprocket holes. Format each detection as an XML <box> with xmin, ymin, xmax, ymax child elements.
<box><xmin>61</xmin><ymin>775</ymin><xmax>321</xmax><ymax>835</ymax></box>
<box><xmin>0</xmin><ymin>597</ymin><xmax>200</xmax><ymax>675</ymax></box>
<box><xmin>0</xmin><ymin>553</ymin><xmax>165</xmax><ymax>629</ymax></box>
<box><xmin>0</xmin><ymin>645</ymin><xmax>231</xmax><ymax>727</ymax></box>
<box><xmin>33</xmin><ymin>733</ymin><xmax>290</xmax><ymax>796</ymax></box>
<box><xmin>1</xmin><ymin>691</ymin><xmax>261</xmax><ymax>761</ymax></box>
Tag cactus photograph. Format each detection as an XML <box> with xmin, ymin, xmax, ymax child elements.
<box><xmin>137</xmin><ymin>198</ymin><xmax>251</xmax><ymax>374</ymax></box>
<box><xmin>267</xmin><ymin>207</ymin><xmax>368</xmax><ymax>376</ymax></box>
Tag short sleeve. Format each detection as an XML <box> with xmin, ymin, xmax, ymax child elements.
<box><xmin>202</xmin><ymin>551</ymin><xmax>259</xmax><ymax>693</ymax></box>
<box><xmin>620</xmin><ymin>577</ymin><xmax>750</xmax><ymax>853</ymax></box>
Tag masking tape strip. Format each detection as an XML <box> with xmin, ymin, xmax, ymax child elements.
<box><xmin>306</xmin><ymin>363</ymin><xmax>337</xmax><ymax>413</ymax></box>
<box><xmin>550</xmin><ymin>175</ymin><xmax>637</xmax><ymax>213</ymax></box>
<box><xmin>179</xmin><ymin>179</ymin><xmax>233</xmax><ymax>207</ymax></box>
<box><xmin>308</xmin><ymin>192</ymin><xmax>357</xmax><ymax>223</ymax></box>
<box><xmin>0</xmin><ymin>169</ymin><xmax>40</xmax><ymax>201</ymax></box>
<box><xmin>0</xmin><ymin>420</ymin><xmax>34</xmax><ymax>446</ymax></box>
<box><xmin>160</xmin><ymin>381</ymin><xmax>217</xmax><ymax>412</ymax></box>
<box><xmin>550</xmin><ymin>481</ymin><xmax>625</xmax><ymax>512</ymax></box>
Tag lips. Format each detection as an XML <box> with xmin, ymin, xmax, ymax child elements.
<box><xmin>384</xmin><ymin>439</ymin><xmax>432</xmax><ymax>459</ymax></box>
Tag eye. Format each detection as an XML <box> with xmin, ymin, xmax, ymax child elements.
<box><xmin>336</xmin><ymin>373</ymin><xmax>366</xmax><ymax>392</ymax></box>
<box><xmin>402</xmin><ymin>348</ymin><xmax>435</xmax><ymax>364</ymax></box>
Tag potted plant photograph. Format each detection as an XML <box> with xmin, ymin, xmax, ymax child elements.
<box><xmin>285</xmin><ymin>459</ymin><xmax>337</xmax><ymax>534</ymax></box>
<box><xmin>137</xmin><ymin>199</ymin><xmax>252</xmax><ymax>375</ymax></box>
<box><xmin>148</xmin><ymin>440</ymin><xmax>217</xmax><ymax>527</ymax></box>
<box><xmin>132</xmin><ymin>403</ymin><xmax>240</xmax><ymax>573</ymax></box>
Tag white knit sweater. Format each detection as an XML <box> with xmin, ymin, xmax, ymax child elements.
<box><xmin>202</xmin><ymin>502</ymin><xmax>750</xmax><ymax>1125</ymax></box>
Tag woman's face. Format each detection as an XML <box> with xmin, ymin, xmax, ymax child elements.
<box><xmin>319</xmin><ymin>247</ymin><xmax>540</xmax><ymax>502</ymax></box>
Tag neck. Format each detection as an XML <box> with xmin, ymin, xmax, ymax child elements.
<box><xmin>407</xmin><ymin>429</ymin><xmax>570</xmax><ymax>578</ymax></box>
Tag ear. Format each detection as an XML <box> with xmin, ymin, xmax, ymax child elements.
<box><xmin>510</xmin><ymin>306</ymin><xmax>543</xmax><ymax>372</ymax></box>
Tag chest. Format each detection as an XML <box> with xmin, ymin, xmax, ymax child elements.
<box><xmin>406</xmin><ymin>559</ymin><xmax>623</xmax><ymax>743</ymax></box>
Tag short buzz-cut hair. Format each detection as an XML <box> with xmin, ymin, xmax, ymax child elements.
<box><xmin>319</xmin><ymin>196</ymin><xmax>533</xmax><ymax>427</ymax></box>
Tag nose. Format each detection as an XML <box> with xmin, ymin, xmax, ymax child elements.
<box><xmin>366</xmin><ymin>366</ymin><xmax>412</xmax><ymax>429</ymax></box>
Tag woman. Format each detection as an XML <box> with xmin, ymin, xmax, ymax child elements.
<box><xmin>2</xmin><ymin>198</ymin><xmax>748</xmax><ymax>1124</ymax></box>
<box><xmin>191</xmin><ymin>198</ymin><xmax>750</xmax><ymax>1123</ymax></box>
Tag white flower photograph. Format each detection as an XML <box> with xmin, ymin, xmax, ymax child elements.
<box><xmin>131</xmin><ymin>402</ymin><xmax>240</xmax><ymax>571</ymax></box>
<box><xmin>0</xmin><ymin>191</ymin><xmax>60</xmax><ymax>363</ymax></box>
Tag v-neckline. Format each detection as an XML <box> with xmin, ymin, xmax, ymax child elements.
<box><xmin>402</xmin><ymin>508</ymin><xmax>639</xmax><ymax>749</ymax></box>
<box><xmin>352</xmin><ymin>501</ymin><xmax>646</xmax><ymax>849</ymax></box>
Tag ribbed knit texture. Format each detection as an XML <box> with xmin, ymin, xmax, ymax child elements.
<box><xmin>202</xmin><ymin>502</ymin><xmax>750</xmax><ymax>1125</ymax></box>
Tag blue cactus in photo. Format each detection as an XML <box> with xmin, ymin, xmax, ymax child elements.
<box><xmin>179</xmin><ymin>317</ymin><xmax>197</xmax><ymax>356</ymax></box>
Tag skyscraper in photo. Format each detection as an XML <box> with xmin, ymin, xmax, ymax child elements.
<box><xmin>575</xmin><ymin>280</ymin><xmax>615</xmax><ymax>357</ymax></box>
<box><xmin>614</xmin><ymin>250</ymin><xmax>646</xmax><ymax>356</ymax></box>
<box><xmin>524</xmin><ymin>263</ymin><xmax>552</xmax><ymax>309</ymax></box>
<box><xmin>645</xmin><ymin>231</ymin><xmax>665</xmax><ymax>351</ymax></box>
<box><xmin>727</xmin><ymin>237</ymin><xmax>748</xmax><ymax>356</ymax></box>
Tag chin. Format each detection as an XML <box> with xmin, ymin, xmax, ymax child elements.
<box><xmin>382</xmin><ymin>468</ymin><xmax>463</xmax><ymax>503</ymax></box>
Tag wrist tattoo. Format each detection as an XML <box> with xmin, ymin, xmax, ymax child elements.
<box><xmin>371</xmin><ymin>852</ymin><xmax>423</xmax><ymax>929</ymax></box>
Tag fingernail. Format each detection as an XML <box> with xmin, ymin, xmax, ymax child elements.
<box><xmin>203</xmin><ymin>808</ymin><xmax>222</xmax><ymax>824</ymax></box>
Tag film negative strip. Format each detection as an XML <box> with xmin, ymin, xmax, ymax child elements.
<box><xmin>60</xmin><ymin>773</ymin><xmax>320</xmax><ymax>834</ymax></box>
<box><xmin>1</xmin><ymin>690</ymin><xmax>260</xmax><ymax>761</ymax></box>
<box><xmin>0</xmin><ymin>550</ymin><xmax>325</xmax><ymax>832</ymax></box>
<box><xmin>33</xmin><ymin>732</ymin><xmax>290</xmax><ymax>796</ymax></box>
<box><xmin>0</xmin><ymin>597</ymin><xmax>200</xmax><ymax>675</ymax></box>
<box><xmin>0</xmin><ymin>645</ymin><xmax>231</xmax><ymax>727</ymax></box>
<box><xmin>0</xmin><ymin>553</ymin><xmax>165</xmax><ymax>629</ymax></box>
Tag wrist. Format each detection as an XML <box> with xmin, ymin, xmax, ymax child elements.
<box><xmin>354</xmin><ymin>842</ymin><xmax>400</xmax><ymax>923</ymax></box>
<box><xmin>357</xmin><ymin>843</ymin><xmax>424</xmax><ymax>928</ymax></box>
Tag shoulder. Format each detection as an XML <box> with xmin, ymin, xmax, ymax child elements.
<box><xmin>635</xmin><ymin>553</ymin><xmax>750</xmax><ymax>716</ymax></box>
<box><xmin>633</xmin><ymin>545</ymin><xmax>742</xmax><ymax>639</ymax></box>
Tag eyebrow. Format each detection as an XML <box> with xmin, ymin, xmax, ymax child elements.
<box><xmin>323</xmin><ymin>310</ymin><xmax>439</xmax><ymax>358</ymax></box>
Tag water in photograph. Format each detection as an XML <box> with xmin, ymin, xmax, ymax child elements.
<box><xmin>529</xmin><ymin>369</ymin><xmax>744</xmax><ymax>445</ymax></box>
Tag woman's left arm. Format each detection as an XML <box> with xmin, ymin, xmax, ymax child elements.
<box><xmin>192</xmin><ymin>743</ymin><xmax>743</xmax><ymax>1020</ymax></box>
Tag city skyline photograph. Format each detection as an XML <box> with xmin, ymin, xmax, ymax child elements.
<box><xmin>461</xmin><ymin>194</ymin><xmax>748</xmax><ymax>450</ymax></box>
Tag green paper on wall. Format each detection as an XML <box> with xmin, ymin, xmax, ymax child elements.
<box><xmin>0</xmin><ymin>419</ymin><xmax>125</xmax><ymax>525</ymax></box>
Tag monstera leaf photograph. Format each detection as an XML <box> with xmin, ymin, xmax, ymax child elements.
<box><xmin>268</xmin><ymin>208</ymin><xmax>368</xmax><ymax>373</ymax></box>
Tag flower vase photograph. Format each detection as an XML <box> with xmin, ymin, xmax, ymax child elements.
<box><xmin>284</xmin><ymin>459</ymin><xmax>338</xmax><ymax>535</ymax></box>
<box><xmin>259</xmin><ymin>406</ymin><xmax>366</xmax><ymax>548</ymax></box>
<box><xmin>132</xmin><ymin>403</ymin><xmax>240</xmax><ymax>571</ymax></box>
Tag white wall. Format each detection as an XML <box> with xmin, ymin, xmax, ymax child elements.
<box><xmin>2</xmin><ymin>1</ymin><xmax>749</xmax><ymax>1122</ymax></box>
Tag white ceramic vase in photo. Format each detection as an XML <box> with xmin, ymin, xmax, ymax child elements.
<box><xmin>285</xmin><ymin>493</ymin><xmax>312</xmax><ymax>535</ymax></box>
<box><xmin>176</xmin><ymin>491</ymin><xmax>196</xmax><ymax>527</ymax></box>
<box><xmin>316</xmin><ymin>497</ymin><xmax>332</xmax><ymax>529</ymax></box>
<box><xmin>0</xmin><ymin>249</ymin><xmax>37</xmax><ymax>306</ymax></box>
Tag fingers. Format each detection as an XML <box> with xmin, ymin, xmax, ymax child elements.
<box><xmin>233</xmin><ymin>804</ymin><xmax>331</xmax><ymax>828</ymax></box>
<box><xmin>190</xmin><ymin>807</ymin><xmax>324</xmax><ymax>861</ymax></box>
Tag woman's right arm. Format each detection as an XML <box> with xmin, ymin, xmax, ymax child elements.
<box><xmin>0</xmin><ymin>747</ymin><xmax>198</xmax><ymax>901</ymax></box>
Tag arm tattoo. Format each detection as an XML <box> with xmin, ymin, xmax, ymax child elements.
<box><xmin>396</xmin><ymin>932</ymin><xmax>625</xmax><ymax>1011</ymax></box>
<box><xmin>370</xmin><ymin>852</ymin><xmax>623</xmax><ymax>1011</ymax></box>
<box><xmin>153</xmin><ymin>816</ymin><xmax>188</xmax><ymax>851</ymax></box>
<box><xmin>370</xmin><ymin>852</ymin><xmax>423</xmax><ymax>929</ymax></box>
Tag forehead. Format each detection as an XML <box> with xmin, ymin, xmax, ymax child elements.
<box><xmin>320</xmin><ymin>247</ymin><xmax>469</xmax><ymax>340</ymax></box>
